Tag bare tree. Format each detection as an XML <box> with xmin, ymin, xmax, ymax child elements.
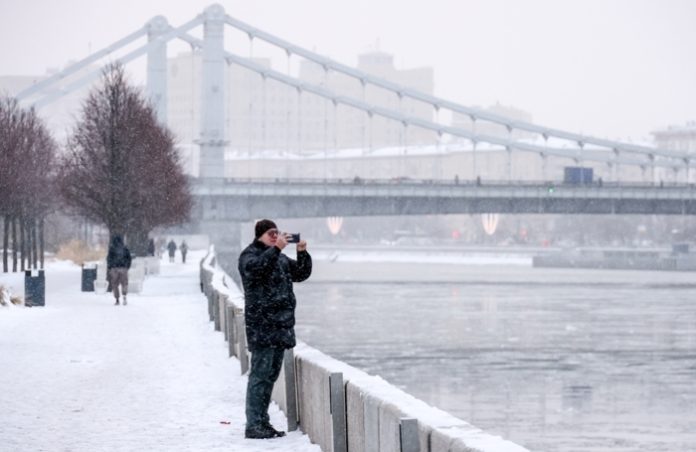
<box><xmin>59</xmin><ymin>63</ymin><xmax>191</xmax><ymax>255</ymax></box>
<box><xmin>0</xmin><ymin>97</ymin><xmax>57</xmax><ymax>272</ymax></box>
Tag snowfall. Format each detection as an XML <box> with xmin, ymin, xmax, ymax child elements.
<box><xmin>0</xmin><ymin>250</ymin><xmax>321</xmax><ymax>452</ymax></box>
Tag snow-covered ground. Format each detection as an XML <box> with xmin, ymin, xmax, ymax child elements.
<box><xmin>0</xmin><ymin>251</ymin><xmax>320</xmax><ymax>452</ymax></box>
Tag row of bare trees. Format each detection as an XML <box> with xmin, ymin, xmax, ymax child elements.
<box><xmin>0</xmin><ymin>97</ymin><xmax>57</xmax><ymax>272</ymax></box>
<box><xmin>1</xmin><ymin>63</ymin><xmax>192</xmax><ymax>272</ymax></box>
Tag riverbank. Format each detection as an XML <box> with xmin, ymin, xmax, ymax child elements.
<box><xmin>307</xmin><ymin>247</ymin><xmax>696</xmax><ymax>285</ymax></box>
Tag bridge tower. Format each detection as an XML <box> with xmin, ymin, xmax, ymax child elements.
<box><xmin>198</xmin><ymin>4</ymin><xmax>227</xmax><ymax>179</ymax></box>
<box><xmin>146</xmin><ymin>16</ymin><xmax>169</xmax><ymax>124</ymax></box>
<box><xmin>194</xmin><ymin>4</ymin><xmax>244</xmax><ymax>274</ymax></box>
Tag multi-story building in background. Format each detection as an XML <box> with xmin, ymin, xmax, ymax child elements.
<box><xmin>651</xmin><ymin>121</ymin><xmax>696</xmax><ymax>183</ymax></box>
<box><xmin>652</xmin><ymin>121</ymin><xmax>696</xmax><ymax>154</ymax></box>
<box><xmin>167</xmin><ymin>50</ymin><xmax>437</xmax><ymax>158</ymax></box>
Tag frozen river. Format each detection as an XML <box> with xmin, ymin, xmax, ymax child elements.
<box><xmin>293</xmin><ymin>256</ymin><xmax>696</xmax><ymax>452</ymax></box>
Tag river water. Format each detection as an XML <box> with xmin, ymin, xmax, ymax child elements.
<box><xmin>292</xmin><ymin>255</ymin><xmax>696</xmax><ymax>452</ymax></box>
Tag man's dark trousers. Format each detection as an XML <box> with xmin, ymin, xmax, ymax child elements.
<box><xmin>246</xmin><ymin>347</ymin><xmax>285</xmax><ymax>428</ymax></box>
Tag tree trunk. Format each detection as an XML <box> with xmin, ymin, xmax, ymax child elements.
<box><xmin>32</xmin><ymin>218</ymin><xmax>39</xmax><ymax>269</ymax></box>
<box><xmin>39</xmin><ymin>217</ymin><xmax>45</xmax><ymax>269</ymax></box>
<box><xmin>27</xmin><ymin>218</ymin><xmax>33</xmax><ymax>270</ymax></box>
<box><xmin>11</xmin><ymin>217</ymin><xmax>17</xmax><ymax>272</ymax></box>
<box><xmin>28</xmin><ymin>218</ymin><xmax>35</xmax><ymax>270</ymax></box>
<box><xmin>19</xmin><ymin>217</ymin><xmax>25</xmax><ymax>272</ymax></box>
<box><xmin>2</xmin><ymin>216</ymin><xmax>8</xmax><ymax>273</ymax></box>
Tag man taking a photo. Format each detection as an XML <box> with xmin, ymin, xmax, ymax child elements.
<box><xmin>237</xmin><ymin>219</ymin><xmax>312</xmax><ymax>439</ymax></box>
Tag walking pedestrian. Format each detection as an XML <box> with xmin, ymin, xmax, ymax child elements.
<box><xmin>237</xmin><ymin>219</ymin><xmax>312</xmax><ymax>439</ymax></box>
<box><xmin>147</xmin><ymin>238</ymin><xmax>156</xmax><ymax>257</ymax></box>
<box><xmin>107</xmin><ymin>235</ymin><xmax>132</xmax><ymax>306</ymax></box>
<box><xmin>167</xmin><ymin>239</ymin><xmax>177</xmax><ymax>263</ymax></box>
<box><xmin>180</xmin><ymin>240</ymin><xmax>188</xmax><ymax>263</ymax></box>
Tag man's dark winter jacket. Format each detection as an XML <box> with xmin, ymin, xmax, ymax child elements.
<box><xmin>238</xmin><ymin>240</ymin><xmax>312</xmax><ymax>351</ymax></box>
<box><xmin>107</xmin><ymin>237</ymin><xmax>132</xmax><ymax>270</ymax></box>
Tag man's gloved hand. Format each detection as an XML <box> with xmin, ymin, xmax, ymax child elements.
<box><xmin>297</xmin><ymin>240</ymin><xmax>307</xmax><ymax>252</ymax></box>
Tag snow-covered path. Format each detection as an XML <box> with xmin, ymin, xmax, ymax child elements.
<box><xmin>0</xmin><ymin>251</ymin><xmax>321</xmax><ymax>452</ymax></box>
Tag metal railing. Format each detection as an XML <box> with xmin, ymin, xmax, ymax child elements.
<box><xmin>194</xmin><ymin>176</ymin><xmax>696</xmax><ymax>189</ymax></box>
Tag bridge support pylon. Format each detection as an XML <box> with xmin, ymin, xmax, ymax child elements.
<box><xmin>198</xmin><ymin>4</ymin><xmax>227</xmax><ymax>179</ymax></box>
<box><xmin>146</xmin><ymin>16</ymin><xmax>169</xmax><ymax>124</ymax></box>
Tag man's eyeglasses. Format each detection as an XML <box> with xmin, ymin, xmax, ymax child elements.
<box><xmin>266</xmin><ymin>229</ymin><xmax>279</xmax><ymax>237</ymax></box>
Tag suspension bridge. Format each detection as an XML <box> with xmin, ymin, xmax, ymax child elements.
<box><xmin>13</xmin><ymin>3</ymin><xmax>696</xmax><ymax>248</ymax></box>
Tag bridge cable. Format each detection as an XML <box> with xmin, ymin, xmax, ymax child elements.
<box><xmin>507</xmin><ymin>127</ymin><xmax>513</xmax><ymax>181</ymax></box>
<box><xmin>323</xmin><ymin>67</ymin><xmax>329</xmax><ymax>180</ymax></box>
<box><xmin>262</xmin><ymin>71</ymin><xmax>267</xmax><ymax>155</ymax></box>
<box><xmin>472</xmin><ymin>118</ymin><xmax>478</xmax><ymax>180</ymax></box>
<box><xmin>15</xmin><ymin>26</ymin><xmax>149</xmax><ymax>102</ymax></box>
<box><xmin>247</xmin><ymin>37</ymin><xmax>254</xmax><ymax>158</ymax></box>
<box><xmin>189</xmin><ymin>45</ymin><xmax>196</xmax><ymax>155</ymax></box>
<box><xmin>23</xmin><ymin>16</ymin><xmax>203</xmax><ymax>109</ymax></box>
<box><xmin>175</xmin><ymin>28</ymin><xmax>693</xmax><ymax>171</ymax></box>
<box><xmin>222</xmin><ymin>14</ymin><xmax>686</xmax><ymax>161</ymax></box>
<box><xmin>360</xmin><ymin>81</ymin><xmax>368</xmax><ymax>161</ymax></box>
<box><xmin>285</xmin><ymin>52</ymin><xmax>292</xmax><ymax>158</ymax></box>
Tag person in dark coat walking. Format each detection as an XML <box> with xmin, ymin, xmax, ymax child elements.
<box><xmin>180</xmin><ymin>240</ymin><xmax>188</xmax><ymax>263</ymax></box>
<box><xmin>238</xmin><ymin>219</ymin><xmax>312</xmax><ymax>439</ymax></box>
<box><xmin>167</xmin><ymin>239</ymin><xmax>177</xmax><ymax>263</ymax></box>
<box><xmin>107</xmin><ymin>235</ymin><xmax>132</xmax><ymax>306</ymax></box>
<box><xmin>147</xmin><ymin>238</ymin><xmax>156</xmax><ymax>257</ymax></box>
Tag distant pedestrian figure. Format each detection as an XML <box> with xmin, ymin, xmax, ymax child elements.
<box><xmin>107</xmin><ymin>235</ymin><xmax>132</xmax><ymax>306</ymax></box>
<box><xmin>147</xmin><ymin>238</ymin><xmax>156</xmax><ymax>257</ymax></box>
<box><xmin>167</xmin><ymin>240</ymin><xmax>177</xmax><ymax>263</ymax></box>
<box><xmin>180</xmin><ymin>240</ymin><xmax>188</xmax><ymax>263</ymax></box>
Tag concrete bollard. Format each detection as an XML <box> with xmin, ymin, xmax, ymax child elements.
<box><xmin>330</xmin><ymin>372</ymin><xmax>347</xmax><ymax>452</ymax></box>
<box><xmin>218</xmin><ymin>293</ymin><xmax>227</xmax><ymax>333</ymax></box>
<box><xmin>364</xmin><ymin>393</ymin><xmax>380</xmax><ymax>452</ymax></box>
<box><xmin>226</xmin><ymin>305</ymin><xmax>235</xmax><ymax>357</ymax></box>
<box><xmin>236</xmin><ymin>313</ymin><xmax>249</xmax><ymax>374</ymax></box>
<box><xmin>128</xmin><ymin>259</ymin><xmax>145</xmax><ymax>294</ymax></box>
<box><xmin>223</xmin><ymin>302</ymin><xmax>229</xmax><ymax>341</ymax></box>
<box><xmin>284</xmin><ymin>349</ymin><xmax>299</xmax><ymax>432</ymax></box>
<box><xmin>213</xmin><ymin>293</ymin><xmax>221</xmax><ymax>331</ymax></box>
<box><xmin>400</xmin><ymin>418</ymin><xmax>420</xmax><ymax>452</ymax></box>
<box><xmin>207</xmin><ymin>292</ymin><xmax>214</xmax><ymax>322</ymax></box>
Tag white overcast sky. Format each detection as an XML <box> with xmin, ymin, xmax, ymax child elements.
<box><xmin>1</xmin><ymin>0</ymin><xmax>694</xmax><ymax>141</ymax></box>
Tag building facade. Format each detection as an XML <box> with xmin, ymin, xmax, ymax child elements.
<box><xmin>166</xmin><ymin>50</ymin><xmax>437</xmax><ymax>157</ymax></box>
<box><xmin>652</xmin><ymin>121</ymin><xmax>696</xmax><ymax>154</ymax></box>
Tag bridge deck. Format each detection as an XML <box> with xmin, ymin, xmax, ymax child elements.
<box><xmin>191</xmin><ymin>178</ymin><xmax>696</xmax><ymax>220</ymax></box>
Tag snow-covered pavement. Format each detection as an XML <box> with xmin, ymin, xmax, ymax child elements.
<box><xmin>0</xmin><ymin>251</ymin><xmax>321</xmax><ymax>452</ymax></box>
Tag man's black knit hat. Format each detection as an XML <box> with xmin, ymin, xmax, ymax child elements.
<box><xmin>254</xmin><ymin>219</ymin><xmax>277</xmax><ymax>239</ymax></box>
